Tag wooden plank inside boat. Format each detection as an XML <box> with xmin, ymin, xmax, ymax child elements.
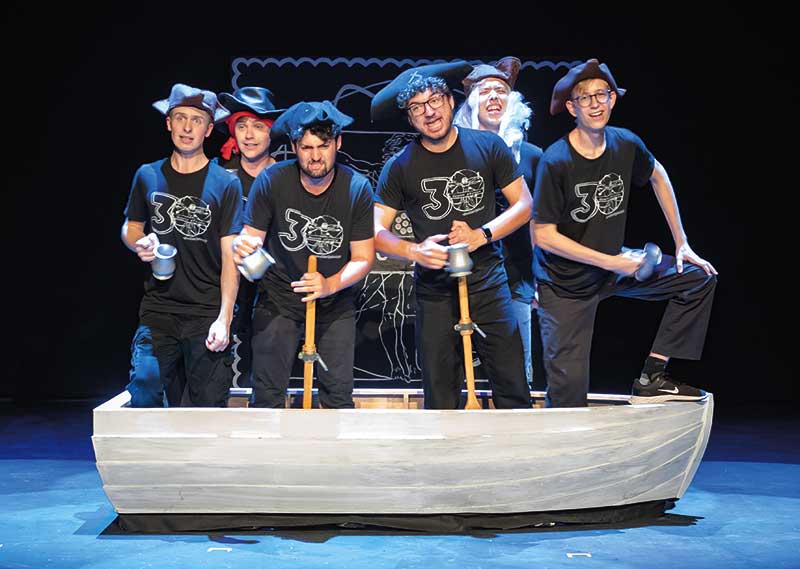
<box><xmin>228</xmin><ymin>388</ymin><xmax>557</xmax><ymax>409</ymax></box>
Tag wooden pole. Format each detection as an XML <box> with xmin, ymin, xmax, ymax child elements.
<box><xmin>457</xmin><ymin>276</ymin><xmax>482</xmax><ymax>410</ymax></box>
<box><xmin>302</xmin><ymin>256</ymin><xmax>317</xmax><ymax>410</ymax></box>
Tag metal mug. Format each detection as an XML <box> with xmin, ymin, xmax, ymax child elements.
<box><xmin>151</xmin><ymin>243</ymin><xmax>177</xmax><ymax>280</ymax></box>
<box><xmin>445</xmin><ymin>243</ymin><xmax>473</xmax><ymax>277</ymax></box>
<box><xmin>238</xmin><ymin>248</ymin><xmax>276</xmax><ymax>282</ymax></box>
<box><xmin>634</xmin><ymin>242</ymin><xmax>662</xmax><ymax>281</ymax></box>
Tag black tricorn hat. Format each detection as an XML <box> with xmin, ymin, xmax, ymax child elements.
<box><xmin>217</xmin><ymin>86</ymin><xmax>285</xmax><ymax>134</ymax></box>
<box><xmin>270</xmin><ymin>101</ymin><xmax>353</xmax><ymax>141</ymax></box>
<box><xmin>549</xmin><ymin>58</ymin><xmax>626</xmax><ymax>115</ymax></box>
<box><xmin>219</xmin><ymin>86</ymin><xmax>284</xmax><ymax>117</ymax></box>
<box><xmin>370</xmin><ymin>61</ymin><xmax>473</xmax><ymax>121</ymax></box>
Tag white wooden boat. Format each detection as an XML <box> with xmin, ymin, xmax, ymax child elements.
<box><xmin>92</xmin><ymin>389</ymin><xmax>713</xmax><ymax>515</ymax></box>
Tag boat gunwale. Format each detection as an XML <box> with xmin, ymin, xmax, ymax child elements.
<box><xmin>93</xmin><ymin>389</ymin><xmax>656</xmax><ymax>414</ymax></box>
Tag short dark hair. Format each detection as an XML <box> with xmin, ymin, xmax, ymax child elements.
<box><xmin>289</xmin><ymin>122</ymin><xmax>341</xmax><ymax>143</ymax></box>
<box><xmin>396</xmin><ymin>76</ymin><xmax>450</xmax><ymax>110</ymax></box>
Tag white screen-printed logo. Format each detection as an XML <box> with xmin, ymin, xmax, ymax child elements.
<box><xmin>570</xmin><ymin>173</ymin><xmax>625</xmax><ymax>223</ymax></box>
<box><xmin>150</xmin><ymin>192</ymin><xmax>212</xmax><ymax>240</ymax></box>
<box><xmin>420</xmin><ymin>169</ymin><xmax>485</xmax><ymax>220</ymax></box>
<box><xmin>279</xmin><ymin>208</ymin><xmax>344</xmax><ymax>256</ymax></box>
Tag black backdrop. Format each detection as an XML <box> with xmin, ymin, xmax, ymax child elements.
<box><xmin>2</xmin><ymin>7</ymin><xmax>791</xmax><ymax>406</ymax></box>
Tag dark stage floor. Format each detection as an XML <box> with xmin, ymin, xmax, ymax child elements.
<box><xmin>0</xmin><ymin>397</ymin><xmax>797</xmax><ymax>568</ymax></box>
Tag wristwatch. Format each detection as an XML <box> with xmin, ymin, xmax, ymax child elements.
<box><xmin>481</xmin><ymin>225</ymin><xmax>493</xmax><ymax>244</ymax></box>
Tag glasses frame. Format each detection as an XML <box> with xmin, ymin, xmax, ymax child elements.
<box><xmin>405</xmin><ymin>93</ymin><xmax>447</xmax><ymax>117</ymax></box>
<box><xmin>571</xmin><ymin>89</ymin><xmax>613</xmax><ymax>108</ymax></box>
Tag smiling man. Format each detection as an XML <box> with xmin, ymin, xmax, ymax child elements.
<box><xmin>370</xmin><ymin>62</ymin><xmax>533</xmax><ymax>410</ymax></box>
<box><xmin>454</xmin><ymin>57</ymin><xmax>544</xmax><ymax>389</ymax></box>
<box><xmin>532</xmin><ymin>58</ymin><xmax>718</xmax><ymax>408</ymax></box>
<box><xmin>215</xmin><ymin>86</ymin><xmax>285</xmax><ymax>392</ymax></box>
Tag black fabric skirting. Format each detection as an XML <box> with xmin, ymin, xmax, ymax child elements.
<box><xmin>107</xmin><ymin>499</ymin><xmax>685</xmax><ymax>535</ymax></box>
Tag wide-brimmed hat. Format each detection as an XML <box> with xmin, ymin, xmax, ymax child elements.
<box><xmin>153</xmin><ymin>83</ymin><xmax>230</xmax><ymax>123</ymax></box>
<box><xmin>219</xmin><ymin>87</ymin><xmax>284</xmax><ymax>118</ymax></box>
<box><xmin>217</xmin><ymin>86</ymin><xmax>284</xmax><ymax>134</ymax></box>
<box><xmin>370</xmin><ymin>61</ymin><xmax>473</xmax><ymax>121</ymax></box>
<box><xmin>462</xmin><ymin>56</ymin><xmax>521</xmax><ymax>94</ymax></box>
<box><xmin>549</xmin><ymin>58</ymin><xmax>626</xmax><ymax>115</ymax></box>
<box><xmin>271</xmin><ymin>101</ymin><xmax>353</xmax><ymax>141</ymax></box>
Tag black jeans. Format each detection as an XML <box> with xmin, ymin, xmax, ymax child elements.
<box><xmin>537</xmin><ymin>256</ymin><xmax>717</xmax><ymax>408</ymax></box>
<box><xmin>127</xmin><ymin>311</ymin><xmax>232</xmax><ymax>408</ymax></box>
<box><xmin>415</xmin><ymin>285</ymin><xmax>532</xmax><ymax>410</ymax></box>
<box><xmin>250</xmin><ymin>304</ymin><xmax>356</xmax><ymax>409</ymax></box>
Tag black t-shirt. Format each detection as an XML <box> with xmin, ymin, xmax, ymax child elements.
<box><xmin>244</xmin><ymin>161</ymin><xmax>374</xmax><ymax>322</ymax></box>
<box><xmin>497</xmin><ymin>141</ymin><xmax>542</xmax><ymax>302</ymax></box>
<box><xmin>219</xmin><ymin>155</ymin><xmax>268</xmax><ymax>319</ymax></box>
<box><xmin>220</xmin><ymin>154</ymin><xmax>256</xmax><ymax>199</ymax></box>
<box><xmin>375</xmin><ymin>127</ymin><xmax>522</xmax><ymax>298</ymax></box>
<box><xmin>124</xmin><ymin>158</ymin><xmax>244</xmax><ymax>317</ymax></box>
<box><xmin>532</xmin><ymin>126</ymin><xmax>655</xmax><ymax>298</ymax></box>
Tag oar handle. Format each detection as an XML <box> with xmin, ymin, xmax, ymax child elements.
<box><xmin>457</xmin><ymin>276</ymin><xmax>481</xmax><ymax>410</ymax></box>
<box><xmin>302</xmin><ymin>255</ymin><xmax>318</xmax><ymax>410</ymax></box>
<box><xmin>303</xmin><ymin>255</ymin><xmax>318</xmax><ymax>348</ymax></box>
<box><xmin>458</xmin><ymin>276</ymin><xmax>471</xmax><ymax>325</ymax></box>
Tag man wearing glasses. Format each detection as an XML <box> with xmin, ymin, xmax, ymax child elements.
<box><xmin>370</xmin><ymin>62</ymin><xmax>533</xmax><ymax>410</ymax></box>
<box><xmin>532</xmin><ymin>58</ymin><xmax>718</xmax><ymax>408</ymax></box>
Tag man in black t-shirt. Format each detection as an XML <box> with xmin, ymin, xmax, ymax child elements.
<box><xmin>454</xmin><ymin>56</ymin><xmax>544</xmax><ymax>389</ymax></box>
<box><xmin>532</xmin><ymin>59</ymin><xmax>718</xmax><ymax>408</ymax></box>
<box><xmin>232</xmin><ymin>101</ymin><xmax>374</xmax><ymax>409</ymax></box>
<box><xmin>371</xmin><ymin>62</ymin><xmax>533</xmax><ymax>410</ymax></box>
<box><xmin>215</xmin><ymin>86</ymin><xmax>284</xmax><ymax>391</ymax></box>
<box><xmin>122</xmin><ymin>83</ymin><xmax>244</xmax><ymax>408</ymax></box>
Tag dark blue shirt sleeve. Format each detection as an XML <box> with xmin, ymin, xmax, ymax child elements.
<box><xmin>350</xmin><ymin>177</ymin><xmax>376</xmax><ymax>242</ymax></box>
<box><xmin>374</xmin><ymin>154</ymin><xmax>404</xmax><ymax>211</ymax></box>
<box><xmin>243</xmin><ymin>171</ymin><xmax>274</xmax><ymax>232</ymax></box>
<box><xmin>123</xmin><ymin>165</ymin><xmax>150</xmax><ymax>222</ymax></box>
<box><xmin>219</xmin><ymin>174</ymin><xmax>244</xmax><ymax>236</ymax></box>
<box><xmin>491</xmin><ymin>135</ymin><xmax>523</xmax><ymax>190</ymax></box>
<box><xmin>532</xmin><ymin>154</ymin><xmax>566</xmax><ymax>225</ymax></box>
<box><xmin>629</xmin><ymin>130</ymin><xmax>656</xmax><ymax>188</ymax></box>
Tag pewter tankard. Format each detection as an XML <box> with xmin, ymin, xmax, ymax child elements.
<box><xmin>239</xmin><ymin>248</ymin><xmax>276</xmax><ymax>282</ymax></box>
<box><xmin>445</xmin><ymin>243</ymin><xmax>473</xmax><ymax>277</ymax></box>
<box><xmin>151</xmin><ymin>244</ymin><xmax>177</xmax><ymax>280</ymax></box>
<box><xmin>634</xmin><ymin>242</ymin><xmax>662</xmax><ymax>281</ymax></box>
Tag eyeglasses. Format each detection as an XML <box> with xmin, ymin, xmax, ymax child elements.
<box><xmin>406</xmin><ymin>93</ymin><xmax>446</xmax><ymax>117</ymax></box>
<box><xmin>572</xmin><ymin>89</ymin><xmax>612</xmax><ymax>107</ymax></box>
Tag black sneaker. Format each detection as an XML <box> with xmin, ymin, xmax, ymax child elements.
<box><xmin>629</xmin><ymin>371</ymin><xmax>708</xmax><ymax>404</ymax></box>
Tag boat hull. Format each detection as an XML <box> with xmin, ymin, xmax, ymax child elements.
<box><xmin>92</xmin><ymin>390</ymin><xmax>713</xmax><ymax>514</ymax></box>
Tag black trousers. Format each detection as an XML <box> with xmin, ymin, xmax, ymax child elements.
<box><xmin>230</xmin><ymin>280</ymin><xmax>257</xmax><ymax>389</ymax></box>
<box><xmin>537</xmin><ymin>255</ymin><xmax>717</xmax><ymax>408</ymax></box>
<box><xmin>415</xmin><ymin>285</ymin><xmax>532</xmax><ymax>410</ymax></box>
<box><xmin>127</xmin><ymin>312</ymin><xmax>232</xmax><ymax>408</ymax></box>
<box><xmin>250</xmin><ymin>304</ymin><xmax>356</xmax><ymax>409</ymax></box>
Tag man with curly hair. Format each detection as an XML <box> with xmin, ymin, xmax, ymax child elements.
<box><xmin>371</xmin><ymin>62</ymin><xmax>533</xmax><ymax>410</ymax></box>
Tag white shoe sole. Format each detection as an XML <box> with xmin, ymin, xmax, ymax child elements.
<box><xmin>629</xmin><ymin>393</ymin><xmax>709</xmax><ymax>405</ymax></box>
